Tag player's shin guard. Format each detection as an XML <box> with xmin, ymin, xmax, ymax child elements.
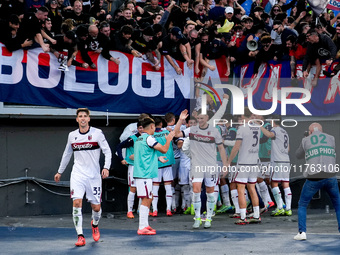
<box><xmin>165</xmin><ymin>184</ymin><xmax>173</xmax><ymax>211</ymax></box>
<box><xmin>221</xmin><ymin>184</ymin><xmax>231</xmax><ymax>206</ymax></box>
<box><xmin>272</xmin><ymin>187</ymin><xmax>283</xmax><ymax>209</ymax></box>
<box><xmin>206</xmin><ymin>193</ymin><xmax>215</xmax><ymax>220</ymax></box>
<box><xmin>193</xmin><ymin>192</ymin><xmax>201</xmax><ymax>219</ymax></box>
<box><xmin>73</xmin><ymin>207</ymin><xmax>83</xmax><ymax>235</ymax></box>
<box><xmin>231</xmin><ymin>189</ymin><xmax>240</xmax><ymax>213</ymax></box>
<box><xmin>127</xmin><ymin>191</ymin><xmax>135</xmax><ymax>212</ymax></box>
<box><xmin>284</xmin><ymin>187</ymin><xmax>292</xmax><ymax>210</ymax></box>
<box><xmin>92</xmin><ymin>208</ymin><xmax>101</xmax><ymax>226</ymax></box>
<box><xmin>152</xmin><ymin>185</ymin><xmax>159</xmax><ymax>212</ymax></box>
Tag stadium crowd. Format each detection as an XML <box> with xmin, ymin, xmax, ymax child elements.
<box><xmin>1</xmin><ymin>0</ymin><xmax>339</xmax><ymax>240</ymax></box>
<box><xmin>1</xmin><ymin>0</ymin><xmax>340</xmax><ymax>82</ymax></box>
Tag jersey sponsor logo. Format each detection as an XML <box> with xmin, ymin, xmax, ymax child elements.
<box><xmin>189</xmin><ymin>133</ymin><xmax>215</xmax><ymax>143</ymax></box>
<box><xmin>72</xmin><ymin>142</ymin><xmax>100</xmax><ymax>151</ymax></box>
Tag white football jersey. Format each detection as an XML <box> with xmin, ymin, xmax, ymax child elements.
<box><xmin>270</xmin><ymin>126</ymin><xmax>290</xmax><ymax>162</ymax></box>
<box><xmin>58</xmin><ymin>127</ymin><xmax>112</xmax><ymax>179</ymax></box>
<box><xmin>167</xmin><ymin>124</ymin><xmax>186</xmax><ymax>158</ymax></box>
<box><xmin>236</xmin><ymin>125</ymin><xmax>260</xmax><ymax>165</ymax></box>
<box><xmin>189</xmin><ymin>125</ymin><xmax>223</xmax><ymax>170</ymax></box>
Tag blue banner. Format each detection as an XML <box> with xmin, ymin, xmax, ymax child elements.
<box><xmin>1</xmin><ymin>44</ymin><xmax>340</xmax><ymax>116</ymax></box>
<box><xmin>0</xmin><ymin>45</ymin><xmax>190</xmax><ymax>115</ymax></box>
<box><xmin>233</xmin><ymin>60</ymin><xmax>340</xmax><ymax>116</ymax></box>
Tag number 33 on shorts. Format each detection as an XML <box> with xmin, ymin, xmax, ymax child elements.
<box><xmin>93</xmin><ymin>187</ymin><xmax>101</xmax><ymax>196</ymax></box>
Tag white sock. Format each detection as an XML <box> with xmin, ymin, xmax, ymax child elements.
<box><xmin>193</xmin><ymin>192</ymin><xmax>201</xmax><ymax>219</ymax></box>
<box><xmin>139</xmin><ymin>205</ymin><xmax>149</xmax><ymax>230</ymax></box>
<box><xmin>127</xmin><ymin>191</ymin><xmax>135</xmax><ymax>212</ymax></box>
<box><xmin>258</xmin><ymin>181</ymin><xmax>272</xmax><ymax>204</ymax></box>
<box><xmin>284</xmin><ymin>187</ymin><xmax>292</xmax><ymax>210</ymax></box>
<box><xmin>152</xmin><ymin>186</ymin><xmax>159</xmax><ymax>212</ymax></box>
<box><xmin>181</xmin><ymin>185</ymin><xmax>185</xmax><ymax>209</ymax></box>
<box><xmin>240</xmin><ymin>208</ymin><xmax>247</xmax><ymax>220</ymax></box>
<box><xmin>182</xmin><ymin>185</ymin><xmax>191</xmax><ymax>208</ymax></box>
<box><xmin>253</xmin><ymin>206</ymin><xmax>260</xmax><ymax>219</ymax></box>
<box><xmin>272</xmin><ymin>187</ymin><xmax>283</xmax><ymax>209</ymax></box>
<box><xmin>171</xmin><ymin>187</ymin><xmax>176</xmax><ymax>209</ymax></box>
<box><xmin>206</xmin><ymin>193</ymin><xmax>215</xmax><ymax>220</ymax></box>
<box><xmin>245</xmin><ymin>189</ymin><xmax>250</xmax><ymax>203</ymax></box>
<box><xmin>92</xmin><ymin>208</ymin><xmax>101</xmax><ymax>226</ymax></box>
<box><xmin>231</xmin><ymin>189</ymin><xmax>240</xmax><ymax>213</ymax></box>
<box><xmin>221</xmin><ymin>184</ymin><xmax>231</xmax><ymax>206</ymax></box>
<box><xmin>73</xmin><ymin>207</ymin><xmax>83</xmax><ymax>235</ymax></box>
<box><xmin>165</xmin><ymin>184</ymin><xmax>172</xmax><ymax>211</ymax></box>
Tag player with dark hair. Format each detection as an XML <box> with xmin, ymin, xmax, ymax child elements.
<box><xmin>134</xmin><ymin>110</ymin><xmax>188</xmax><ymax>235</ymax></box>
<box><xmin>150</xmin><ymin>116</ymin><xmax>176</xmax><ymax>217</ymax></box>
<box><xmin>54</xmin><ymin>108</ymin><xmax>112</xmax><ymax>246</ymax></box>
<box><xmin>116</xmin><ymin>121</ymin><xmax>144</xmax><ymax>219</ymax></box>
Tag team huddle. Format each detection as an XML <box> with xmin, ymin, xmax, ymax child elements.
<box><xmin>116</xmin><ymin>104</ymin><xmax>293</xmax><ymax>233</ymax></box>
<box><xmin>54</xmin><ymin>104</ymin><xmax>339</xmax><ymax>245</ymax></box>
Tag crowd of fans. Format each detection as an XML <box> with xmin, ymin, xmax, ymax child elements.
<box><xmin>1</xmin><ymin>0</ymin><xmax>340</xmax><ymax>84</ymax></box>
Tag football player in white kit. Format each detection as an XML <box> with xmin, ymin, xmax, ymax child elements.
<box><xmin>180</xmin><ymin>110</ymin><xmax>228</xmax><ymax>229</ymax></box>
<box><xmin>54</xmin><ymin>108</ymin><xmax>112</xmax><ymax>246</ymax></box>
<box><xmin>150</xmin><ymin>116</ymin><xmax>176</xmax><ymax>217</ymax></box>
<box><xmin>164</xmin><ymin>112</ymin><xmax>186</xmax><ymax>213</ymax></box>
<box><xmin>179</xmin><ymin>117</ymin><xmax>197</xmax><ymax>214</ymax></box>
<box><xmin>260</xmin><ymin>115</ymin><xmax>292</xmax><ymax>216</ymax></box>
<box><xmin>256</xmin><ymin>114</ymin><xmax>274</xmax><ymax>209</ymax></box>
<box><xmin>227</xmin><ymin>108</ymin><xmax>261</xmax><ymax>224</ymax></box>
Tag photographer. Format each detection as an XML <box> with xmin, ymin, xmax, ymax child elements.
<box><xmin>294</xmin><ymin>123</ymin><xmax>340</xmax><ymax>241</ymax></box>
